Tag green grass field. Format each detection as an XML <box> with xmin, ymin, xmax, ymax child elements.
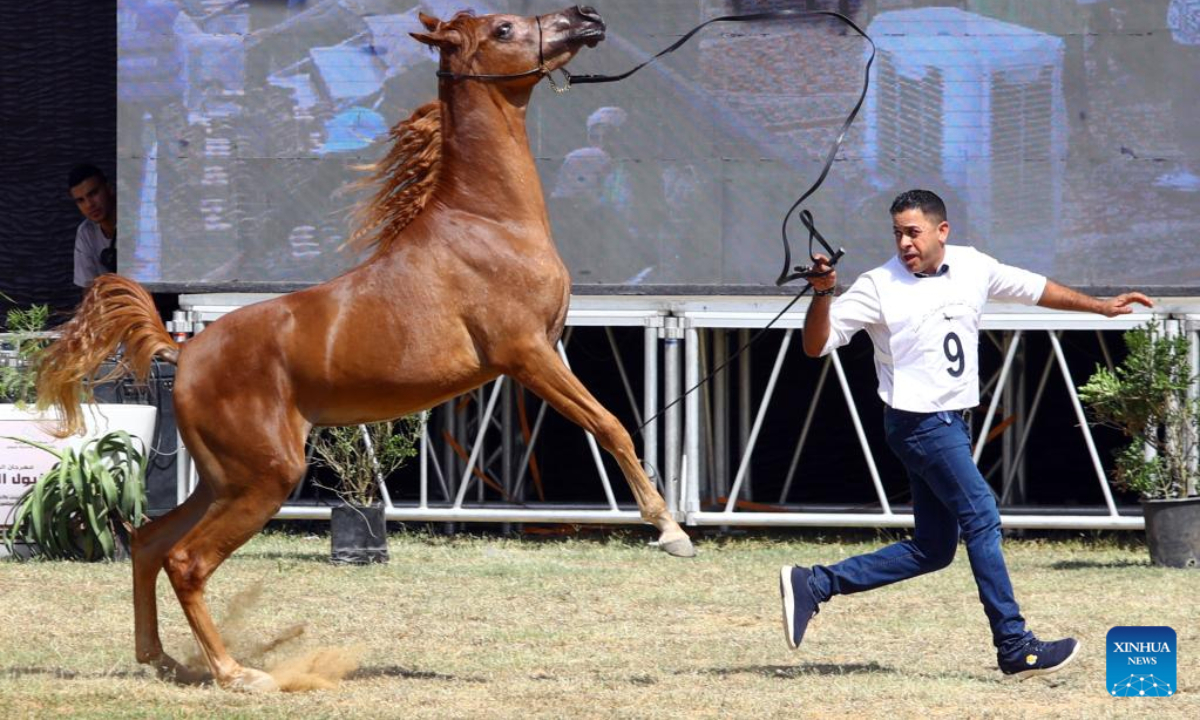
<box><xmin>0</xmin><ymin>530</ymin><xmax>1196</xmax><ymax>719</ymax></box>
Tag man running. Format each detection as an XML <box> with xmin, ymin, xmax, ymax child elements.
<box><xmin>779</xmin><ymin>189</ymin><xmax>1153</xmax><ymax>679</ymax></box>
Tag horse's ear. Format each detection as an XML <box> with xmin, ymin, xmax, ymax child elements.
<box><xmin>410</xmin><ymin>27</ymin><xmax>462</xmax><ymax>50</ymax></box>
<box><xmin>417</xmin><ymin>12</ymin><xmax>441</xmax><ymax>31</ymax></box>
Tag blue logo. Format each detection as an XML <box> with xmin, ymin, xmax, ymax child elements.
<box><xmin>1107</xmin><ymin>626</ymin><xmax>1176</xmax><ymax>697</ymax></box>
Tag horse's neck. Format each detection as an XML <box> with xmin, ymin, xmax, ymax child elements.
<box><xmin>436</xmin><ymin>84</ymin><xmax>549</xmax><ymax>226</ymax></box>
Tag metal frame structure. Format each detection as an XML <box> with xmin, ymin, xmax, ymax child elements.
<box><xmin>678</xmin><ymin>298</ymin><xmax>1165</xmax><ymax>531</ymax></box>
<box><xmin>174</xmin><ymin>294</ymin><xmax>1200</xmax><ymax>531</ymax></box>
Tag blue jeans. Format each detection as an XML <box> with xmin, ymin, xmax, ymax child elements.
<box><xmin>809</xmin><ymin>407</ymin><xmax>1034</xmax><ymax>660</ymax></box>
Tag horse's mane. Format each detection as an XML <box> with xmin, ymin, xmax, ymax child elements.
<box><xmin>347</xmin><ymin>100</ymin><xmax>443</xmax><ymax>256</ymax></box>
<box><xmin>348</xmin><ymin>12</ymin><xmax>491</xmax><ymax>256</ymax></box>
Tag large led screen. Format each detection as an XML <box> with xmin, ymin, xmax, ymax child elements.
<box><xmin>119</xmin><ymin>0</ymin><xmax>1200</xmax><ymax>292</ymax></box>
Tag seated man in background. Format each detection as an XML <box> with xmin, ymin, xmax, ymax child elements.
<box><xmin>68</xmin><ymin>164</ymin><xmax>117</xmax><ymax>288</ymax></box>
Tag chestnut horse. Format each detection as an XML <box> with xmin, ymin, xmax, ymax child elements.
<box><xmin>37</xmin><ymin>6</ymin><xmax>693</xmax><ymax>692</ymax></box>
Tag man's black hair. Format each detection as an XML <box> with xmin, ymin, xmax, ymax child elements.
<box><xmin>890</xmin><ymin>189</ymin><xmax>946</xmax><ymax>223</ymax></box>
<box><xmin>68</xmin><ymin>163</ymin><xmax>107</xmax><ymax>190</ymax></box>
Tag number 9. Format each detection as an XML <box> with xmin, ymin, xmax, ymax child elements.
<box><xmin>944</xmin><ymin>332</ymin><xmax>964</xmax><ymax>377</ymax></box>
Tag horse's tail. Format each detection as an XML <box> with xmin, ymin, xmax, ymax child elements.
<box><xmin>36</xmin><ymin>274</ymin><xmax>179</xmax><ymax>437</ymax></box>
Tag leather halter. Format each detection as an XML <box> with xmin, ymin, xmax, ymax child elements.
<box><xmin>434</xmin><ymin>14</ymin><xmax>574</xmax><ymax>93</ymax></box>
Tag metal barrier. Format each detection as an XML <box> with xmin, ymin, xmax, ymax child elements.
<box><xmin>677</xmin><ymin>298</ymin><xmax>1163</xmax><ymax>531</ymax></box>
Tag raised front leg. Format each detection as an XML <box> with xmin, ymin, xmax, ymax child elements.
<box><xmin>507</xmin><ymin>341</ymin><xmax>696</xmax><ymax>557</ymax></box>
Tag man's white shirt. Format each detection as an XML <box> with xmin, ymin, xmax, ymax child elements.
<box><xmin>820</xmin><ymin>245</ymin><xmax>1046</xmax><ymax>412</ymax></box>
<box><xmin>74</xmin><ymin>219</ymin><xmax>111</xmax><ymax>288</ymax></box>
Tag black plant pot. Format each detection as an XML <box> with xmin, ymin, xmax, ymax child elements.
<box><xmin>330</xmin><ymin>503</ymin><xmax>389</xmax><ymax>565</ymax></box>
<box><xmin>1142</xmin><ymin>497</ymin><xmax>1200</xmax><ymax>569</ymax></box>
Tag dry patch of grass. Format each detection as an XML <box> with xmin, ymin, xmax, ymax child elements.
<box><xmin>0</xmin><ymin>530</ymin><xmax>1196</xmax><ymax>719</ymax></box>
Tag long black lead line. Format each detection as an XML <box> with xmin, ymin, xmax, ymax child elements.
<box><xmin>557</xmin><ymin>10</ymin><xmax>875</xmax><ymax>434</ymax></box>
<box><xmin>564</xmin><ymin>9</ymin><xmax>875</xmax><ymax>287</ymax></box>
<box><xmin>634</xmin><ymin>284</ymin><xmax>815</xmax><ymax>434</ymax></box>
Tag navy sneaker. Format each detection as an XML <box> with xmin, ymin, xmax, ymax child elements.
<box><xmin>999</xmin><ymin>638</ymin><xmax>1081</xmax><ymax>680</ymax></box>
<box><xmin>779</xmin><ymin>565</ymin><xmax>820</xmax><ymax>649</ymax></box>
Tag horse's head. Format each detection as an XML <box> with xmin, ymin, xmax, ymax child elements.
<box><xmin>411</xmin><ymin>5</ymin><xmax>605</xmax><ymax>87</ymax></box>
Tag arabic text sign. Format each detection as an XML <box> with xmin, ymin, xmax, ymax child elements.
<box><xmin>0</xmin><ymin>419</ymin><xmax>69</xmax><ymax>527</ymax></box>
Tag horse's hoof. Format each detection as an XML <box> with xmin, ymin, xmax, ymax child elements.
<box><xmin>226</xmin><ymin>667</ymin><xmax>280</xmax><ymax>693</ymax></box>
<box><xmin>657</xmin><ymin>533</ymin><xmax>697</xmax><ymax>558</ymax></box>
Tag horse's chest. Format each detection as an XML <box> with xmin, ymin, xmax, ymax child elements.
<box><xmin>466</xmin><ymin>252</ymin><xmax>568</xmax><ymax>336</ymax></box>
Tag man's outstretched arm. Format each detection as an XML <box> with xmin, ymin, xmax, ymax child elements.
<box><xmin>1037</xmin><ymin>280</ymin><xmax>1154</xmax><ymax>318</ymax></box>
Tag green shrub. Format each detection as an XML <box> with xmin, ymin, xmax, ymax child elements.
<box><xmin>0</xmin><ymin>298</ymin><xmax>51</xmax><ymax>407</ymax></box>
<box><xmin>309</xmin><ymin>416</ymin><xmax>424</xmax><ymax>506</ymax></box>
<box><xmin>3</xmin><ymin>431</ymin><xmax>149</xmax><ymax>560</ymax></box>
<box><xmin>1079</xmin><ymin>322</ymin><xmax>1198</xmax><ymax>499</ymax></box>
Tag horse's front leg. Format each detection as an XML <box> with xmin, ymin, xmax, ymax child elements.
<box><xmin>504</xmin><ymin>341</ymin><xmax>696</xmax><ymax>557</ymax></box>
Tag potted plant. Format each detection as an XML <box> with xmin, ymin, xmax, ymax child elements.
<box><xmin>309</xmin><ymin>416</ymin><xmax>423</xmax><ymax>564</ymax></box>
<box><xmin>3</xmin><ymin>430</ymin><xmax>149</xmax><ymax>561</ymax></box>
<box><xmin>1080</xmin><ymin>321</ymin><xmax>1200</xmax><ymax>568</ymax></box>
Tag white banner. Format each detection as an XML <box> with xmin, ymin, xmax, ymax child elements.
<box><xmin>0</xmin><ymin>418</ymin><xmax>70</xmax><ymax>528</ymax></box>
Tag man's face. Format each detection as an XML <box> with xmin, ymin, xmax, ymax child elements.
<box><xmin>70</xmin><ymin>177</ymin><xmax>115</xmax><ymax>225</ymax></box>
<box><xmin>892</xmin><ymin>207</ymin><xmax>948</xmax><ymax>274</ymax></box>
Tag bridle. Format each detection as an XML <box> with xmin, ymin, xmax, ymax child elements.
<box><xmin>434</xmin><ymin>14</ymin><xmax>575</xmax><ymax>94</ymax></box>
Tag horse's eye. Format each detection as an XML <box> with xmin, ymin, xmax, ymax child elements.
<box><xmin>495</xmin><ymin>22</ymin><xmax>513</xmax><ymax>39</ymax></box>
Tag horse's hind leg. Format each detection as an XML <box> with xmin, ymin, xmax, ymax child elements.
<box><xmin>507</xmin><ymin>342</ymin><xmax>696</xmax><ymax>557</ymax></box>
<box><xmin>163</xmin><ymin>480</ymin><xmax>301</xmax><ymax>691</ymax></box>
<box><xmin>132</xmin><ymin>480</ymin><xmax>215</xmax><ymax>683</ymax></box>
<box><xmin>162</xmin><ymin>420</ymin><xmax>308</xmax><ymax>692</ymax></box>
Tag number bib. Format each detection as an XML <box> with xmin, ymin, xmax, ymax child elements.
<box><xmin>867</xmin><ymin>249</ymin><xmax>989</xmax><ymax>412</ymax></box>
